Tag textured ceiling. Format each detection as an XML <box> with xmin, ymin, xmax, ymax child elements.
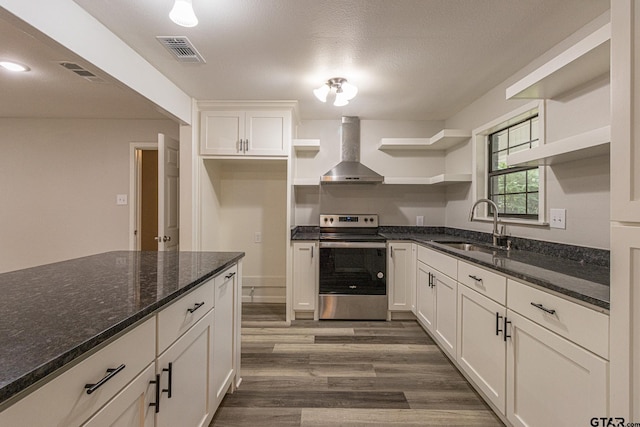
<box><xmin>2</xmin><ymin>1</ymin><xmax>610</xmax><ymax>120</ymax></box>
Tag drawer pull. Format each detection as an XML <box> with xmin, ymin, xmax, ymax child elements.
<box><xmin>531</xmin><ymin>302</ymin><xmax>556</xmax><ymax>315</ymax></box>
<box><xmin>496</xmin><ymin>312</ymin><xmax>503</xmax><ymax>336</ymax></box>
<box><xmin>225</xmin><ymin>271</ymin><xmax>236</xmax><ymax>279</ymax></box>
<box><xmin>149</xmin><ymin>374</ymin><xmax>161</xmax><ymax>413</ymax></box>
<box><xmin>187</xmin><ymin>301</ymin><xmax>205</xmax><ymax>314</ymax></box>
<box><xmin>468</xmin><ymin>275</ymin><xmax>483</xmax><ymax>282</ymax></box>
<box><xmin>84</xmin><ymin>364</ymin><xmax>125</xmax><ymax>394</ymax></box>
<box><xmin>162</xmin><ymin>362</ymin><xmax>173</xmax><ymax>398</ymax></box>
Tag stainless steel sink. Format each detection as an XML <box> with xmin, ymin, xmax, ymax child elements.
<box><xmin>433</xmin><ymin>241</ymin><xmax>498</xmax><ymax>254</ymax></box>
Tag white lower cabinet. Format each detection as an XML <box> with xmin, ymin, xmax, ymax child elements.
<box><xmin>212</xmin><ymin>266</ymin><xmax>238</xmax><ymax>408</ymax></box>
<box><xmin>433</xmin><ymin>270</ymin><xmax>457</xmax><ymax>357</ymax></box>
<box><xmin>292</xmin><ymin>242</ymin><xmax>318</xmax><ymax>312</ymax></box>
<box><xmin>415</xmin><ymin>260</ymin><xmax>436</xmax><ymax>331</ymax></box>
<box><xmin>156</xmin><ymin>310</ymin><xmax>214</xmax><ymax>427</ymax></box>
<box><xmin>83</xmin><ymin>363</ymin><xmax>156</xmax><ymax>427</ymax></box>
<box><xmin>388</xmin><ymin>243</ymin><xmax>415</xmax><ymax>312</ymax></box>
<box><xmin>506</xmin><ymin>310</ymin><xmax>608</xmax><ymax>427</ymax></box>
<box><xmin>457</xmin><ymin>284</ymin><xmax>507</xmax><ymax>413</ymax></box>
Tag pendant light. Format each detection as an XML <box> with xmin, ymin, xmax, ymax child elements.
<box><xmin>170</xmin><ymin>0</ymin><xmax>198</xmax><ymax>27</ymax></box>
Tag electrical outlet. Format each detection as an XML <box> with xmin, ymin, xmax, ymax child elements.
<box><xmin>550</xmin><ymin>208</ymin><xmax>566</xmax><ymax>229</ymax></box>
<box><xmin>254</xmin><ymin>232</ymin><xmax>262</xmax><ymax>243</ymax></box>
<box><xmin>116</xmin><ymin>194</ymin><xmax>128</xmax><ymax>205</ymax></box>
<box><xmin>416</xmin><ymin>216</ymin><xmax>424</xmax><ymax>226</ymax></box>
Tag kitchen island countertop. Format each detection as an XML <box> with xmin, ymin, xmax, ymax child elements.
<box><xmin>0</xmin><ymin>250</ymin><xmax>244</xmax><ymax>406</ymax></box>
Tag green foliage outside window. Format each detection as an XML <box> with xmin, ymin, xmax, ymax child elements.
<box><xmin>488</xmin><ymin>116</ymin><xmax>539</xmax><ymax>218</ymax></box>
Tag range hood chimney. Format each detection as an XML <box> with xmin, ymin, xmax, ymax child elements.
<box><xmin>321</xmin><ymin>117</ymin><xmax>384</xmax><ymax>184</ymax></box>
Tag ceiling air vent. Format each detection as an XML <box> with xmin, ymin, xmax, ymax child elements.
<box><xmin>156</xmin><ymin>36</ymin><xmax>206</xmax><ymax>63</ymax></box>
<box><xmin>58</xmin><ymin>62</ymin><xmax>106</xmax><ymax>83</ymax></box>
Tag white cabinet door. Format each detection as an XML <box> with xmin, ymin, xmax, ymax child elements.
<box><xmin>415</xmin><ymin>260</ymin><xmax>435</xmax><ymax>332</ymax></box>
<box><xmin>156</xmin><ymin>310</ymin><xmax>214</xmax><ymax>427</ymax></box>
<box><xmin>82</xmin><ymin>363</ymin><xmax>155</xmax><ymax>427</ymax></box>
<box><xmin>388</xmin><ymin>243</ymin><xmax>414</xmax><ymax>311</ymax></box>
<box><xmin>212</xmin><ymin>266</ymin><xmax>237</xmax><ymax>409</ymax></box>
<box><xmin>245</xmin><ymin>110</ymin><xmax>289</xmax><ymax>156</ymax></box>
<box><xmin>457</xmin><ymin>284</ymin><xmax>507</xmax><ymax>414</ymax></box>
<box><xmin>200</xmin><ymin>111</ymin><xmax>245</xmax><ymax>156</ymax></box>
<box><xmin>434</xmin><ymin>271</ymin><xmax>457</xmax><ymax>358</ymax></box>
<box><xmin>200</xmin><ymin>110</ymin><xmax>290</xmax><ymax>157</ymax></box>
<box><xmin>506</xmin><ymin>310</ymin><xmax>608</xmax><ymax>427</ymax></box>
<box><xmin>292</xmin><ymin>242</ymin><xmax>318</xmax><ymax>311</ymax></box>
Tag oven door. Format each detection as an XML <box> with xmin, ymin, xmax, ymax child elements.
<box><xmin>319</xmin><ymin>242</ymin><xmax>387</xmax><ymax>295</ymax></box>
<box><xmin>318</xmin><ymin>241</ymin><xmax>387</xmax><ymax>320</ymax></box>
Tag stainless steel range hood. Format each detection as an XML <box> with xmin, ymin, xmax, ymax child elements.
<box><xmin>321</xmin><ymin>117</ymin><xmax>384</xmax><ymax>184</ymax></box>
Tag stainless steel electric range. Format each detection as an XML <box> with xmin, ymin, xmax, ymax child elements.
<box><xmin>318</xmin><ymin>214</ymin><xmax>388</xmax><ymax>320</ymax></box>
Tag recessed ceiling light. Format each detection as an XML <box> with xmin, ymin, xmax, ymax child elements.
<box><xmin>0</xmin><ymin>61</ymin><xmax>30</xmax><ymax>72</ymax></box>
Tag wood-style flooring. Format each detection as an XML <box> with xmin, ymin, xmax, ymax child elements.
<box><xmin>210</xmin><ymin>303</ymin><xmax>503</xmax><ymax>427</ymax></box>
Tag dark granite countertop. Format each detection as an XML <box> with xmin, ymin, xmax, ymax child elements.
<box><xmin>0</xmin><ymin>250</ymin><xmax>244</xmax><ymax>406</ymax></box>
<box><xmin>291</xmin><ymin>226</ymin><xmax>609</xmax><ymax>311</ymax></box>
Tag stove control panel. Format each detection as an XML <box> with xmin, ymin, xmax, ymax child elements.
<box><xmin>320</xmin><ymin>214</ymin><xmax>378</xmax><ymax>228</ymax></box>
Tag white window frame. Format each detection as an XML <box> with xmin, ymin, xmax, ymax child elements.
<box><xmin>471</xmin><ymin>100</ymin><xmax>548</xmax><ymax>226</ymax></box>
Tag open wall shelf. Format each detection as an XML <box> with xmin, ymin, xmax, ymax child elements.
<box><xmin>507</xmin><ymin>126</ymin><xmax>610</xmax><ymax>166</ymax></box>
<box><xmin>379</xmin><ymin>129</ymin><xmax>471</xmax><ymax>151</ymax></box>
<box><xmin>293</xmin><ymin>139</ymin><xmax>320</xmax><ymax>152</ymax></box>
<box><xmin>506</xmin><ymin>23</ymin><xmax>610</xmax><ymax>100</ymax></box>
<box><xmin>383</xmin><ymin>174</ymin><xmax>472</xmax><ymax>185</ymax></box>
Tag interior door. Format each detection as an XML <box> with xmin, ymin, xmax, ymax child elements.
<box><xmin>158</xmin><ymin>134</ymin><xmax>179</xmax><ymax>251</ymax></box>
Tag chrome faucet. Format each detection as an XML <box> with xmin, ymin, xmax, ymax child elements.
<box><xmin>469</xmin><ymin>198</ymin><xmax>508</xmax><ymax>248</ymax></box>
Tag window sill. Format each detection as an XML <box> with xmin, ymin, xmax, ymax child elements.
<box><xmin>471</xmin><ymin>217</ymin><xmax>549</xmax><ymax>227</ymax></box>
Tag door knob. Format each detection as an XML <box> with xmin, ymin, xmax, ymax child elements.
<box><xmin>163</xmin><ymin>236</ymin><xmax>171</xmax><ymax>242</ymax></box>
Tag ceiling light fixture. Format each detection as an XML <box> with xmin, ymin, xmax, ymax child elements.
<box><xmin>0</xmin><ymin>61</ymin><xmax>30</xmax><ymax>72</ymax></box>
<box><xmin>314</xmin><ymin>77</ymin><xmax>358</xmax><ymax>106</ymax></box>
<box><xmin>169</xmin><ymin>0</ymin><xmax>198</xmax><ymax>27</ymax></box>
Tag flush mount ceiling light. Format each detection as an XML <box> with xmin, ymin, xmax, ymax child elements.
<box><xmin>169</xmin><ymin>0</ymin><xmax>198</xmax><ymax>27</ymax></box>
<box><xmin>0</xmin><ymin>61</ymin><xmax>30</xmax><ymax>72</ymax></box>
<box><xmin>314</xmin><ymin>77</ymin><xmax>358</xmax><ymax>106</ymax></box>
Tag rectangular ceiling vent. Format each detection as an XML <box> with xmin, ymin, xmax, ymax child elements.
<box><xmin>156</xmin><ymin>36</ymin><xmax>206</xmax><ymax>63</ymax></box>
<box><xmin>58</xmin><ymin>62</ymin><xmax>106</xmax><ymax>83</ymax></box>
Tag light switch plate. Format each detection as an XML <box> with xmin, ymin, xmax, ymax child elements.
<box><xmin>254</xmin><ymin>232</ymin><xmax>262</xmax><ymax>243</ymax></box>
<box><xmin>116</xmin><ymin>194</ymin><xmax>128</xmax><ymax>205</ymax></box>
<box><xmin>550</xmin><ymin>208</ymin><xmax>566</xmax><ymax>229</ymax></box>
<box><xmin>416</xmin><ymin>216</ymin><xmax>424</xmax><ymax>226</ymax></box>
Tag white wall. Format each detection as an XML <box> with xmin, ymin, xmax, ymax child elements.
<box><xmin>200</xmin><ymin>159</ymin><xmax>287</xmax><ymax>302</ymax></box>
<box><xmin>294</xmin><ymin>119</ymin><xmax>452</xmax><ymax>226</ymax></box>
<box><xmin>444</xmin><ymin>13</ymin><xmax>611</xmax><ymax>249</ymax></box>
<box><xmin>0</xmin><ymin>118</ymin><xmax>179</xmax><ymax>273</ymax></box>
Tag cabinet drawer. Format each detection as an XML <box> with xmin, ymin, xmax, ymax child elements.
<box><xmin>458</xmin><ymin>261</ymin><xmax>506</xmax><ymax>305</ymax></box>
<box><xmin>0</xmin><ymin>318</ymin><xmax>155</xmax><ymax>427</ymax></box>
<box><xmin>507</xmin><ymin>279</ymin><xmax>609</xmax><ymax>359</ymax></box>
<box><xmin>215</xmin><ymin>264</ymin><xmax>238</xmax><ymax>305</ymax></box>
<box><xmin>417</xmin><ymin>245</ymin><xmax>457</xmax><ymax>279</ymax></box>
<box><xmin>157</xmin><ymin>278</ymin><xmax>215</xmax><ymax>354</ymax></box>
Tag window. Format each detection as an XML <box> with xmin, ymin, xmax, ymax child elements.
<box><xmin>488</xmin><ymin>115</ymin><xmax>539</xmax><ymax>218</ymax></box>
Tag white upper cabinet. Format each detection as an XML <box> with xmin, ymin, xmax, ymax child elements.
<box><xmin>200</xmin><ymin>107</ymin><xmax>292</xmax><ymax>157</ymax></box>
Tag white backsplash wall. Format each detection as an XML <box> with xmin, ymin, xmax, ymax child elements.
<box><xmin>294</xmin><ymin>119</ymin><xmax>450</xmax><ymax>225</ymax></box>
<box><xmin>444</xmin><ymin>12</ymin><xmax>611</xmax><ymax>249</ymax></box>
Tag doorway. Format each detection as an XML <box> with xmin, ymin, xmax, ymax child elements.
<box><xmin>139</xmin><ymin>149</ymin><xmax>158</xmax><ymax>250</ymax></box>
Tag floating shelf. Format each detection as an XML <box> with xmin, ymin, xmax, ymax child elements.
<box><xmin>293</xmin><ymin>178</ymin><xmax>320</xmax><ymax>186</ymax></box>
<box><xmin>379</xmin><ymin>129</ymin><xmax>471</xmax><ymax>151</ymax></box>
<box><xmin>383</xmin><ymin>174</ymin><xmax>472</xmax><ymax>185</ymax></box>
<box><xmin>506</xmin><ymin>23</ymin><xmax>610</xmax><ymax>100</ymax></box>
<box><xmin>507</xmin><ymin>126</ymin><xmax>610</xmax><ymax>166</ymax></box>
<box><xmin>293</xmin><ymin>139</ymin><xmax>320</xmax><ymax>152</ymax></box>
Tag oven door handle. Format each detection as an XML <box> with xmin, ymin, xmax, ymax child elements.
<box><xmin>319</xmin><ymin>242</ymin><xmax>387</xmax><ymax>249</ymax></box>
